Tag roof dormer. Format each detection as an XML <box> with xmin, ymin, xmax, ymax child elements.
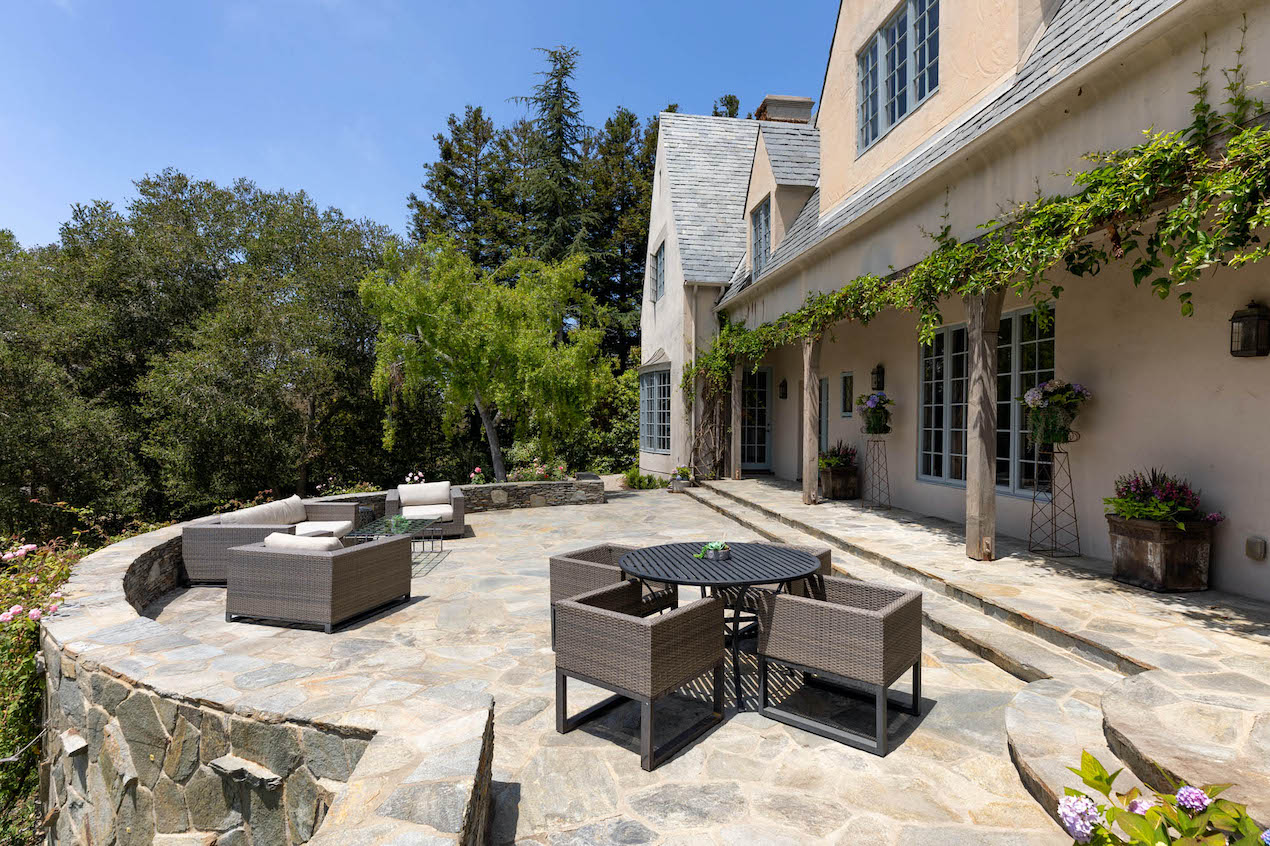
<box><xmin>745</xmin><ymin>97</ymin><xmax>820</xmax><ymax>276</ymax></box>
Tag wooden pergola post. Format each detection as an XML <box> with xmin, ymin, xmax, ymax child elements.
<box><xmin>801</xmin><ymin>337</ymin><xmax>821</xmax><ymax>505</ymax></box>
<box><xmin>965</xmin><ymin>288</ymin><xmax>1006</xmax><ymax>560</ymax></box>
<box><xmin>730</xmin><ymin>364</ymin><xmax>743</xmax><ymax>480</ymax></box>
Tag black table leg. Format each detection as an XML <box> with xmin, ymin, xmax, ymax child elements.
<box><xmin>732</xmin><ymin>585</ymin><xmax>748</xmax><ymax>711</ymax></box>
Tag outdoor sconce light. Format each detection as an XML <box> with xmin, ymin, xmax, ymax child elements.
<box><xmin>778</xmin><ymin>379</ymin><xmax>788</xmax><ymax>399</ymax></box>
<box><xmin>1230</xmin><ymin>301</ymin><xmax>1270</xmax><ymax>357</ymax></box>
<box><xmin>870</xmin><ymin>364</ymin><xmax>886</xmax><ymax>391</ymax></box>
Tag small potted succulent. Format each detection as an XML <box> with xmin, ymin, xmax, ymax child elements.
<box><xmin>1103</xmin><ymin>469</ymin><xmax>1224</xmax><ymax>592</ymax></box>
<box><xmin>856</xmin><ymin>391</ymin><xmax>894</xmax><ymax>435</ymax></box>
<box><xmin>818</xmin><ymin>441</ymin><xmax>859</xmax><ymax>500</ymax></box>
<box><xmin>693</xmin><ymin>541</ymin><xmax>731</xmax><ymax>561</ymax></box>
<box><xmin>669</xmin><ymin>466</ymin><xmax>692</xmax><ymax>493</ymax></box>
<box><xmin>1020</xmin><ymin>378</ymin><xmax>1093</xmax><ymax>445</ymax></box>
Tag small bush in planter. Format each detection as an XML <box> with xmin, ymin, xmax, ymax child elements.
<box><xmin>1057</xmin><ymin>751</ymin><xmax>1265</xmax><ymax>845</ymax></box>
<box><xmin>1103</xmin><ymin>469</ymin><xmax>1223</xmax><ymax>530</ymax></box>
<box><xmin>623</xmin><ymin>466</ymin><xmax>668</xmax><ymax>490</ymax></box>
<box><xmin>856</xmin><ymin>391</ymin><xmax>894</xmax><ymax>435</ymax></box>
<box><xmin>817</xmin><ymin>441</ymin><xmax>858</xmax><ymax>471</ymax></box>
<box><xmin>1020</xmin><ymin>378</ymin><xmax>1093</xmax><ymax>445</ymax></box>
<box><xmin>818</xmin><ymin>441</ymin><xmax>859</xmax><ymax>499</ymax></box>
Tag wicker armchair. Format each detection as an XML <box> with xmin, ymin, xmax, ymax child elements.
<box><xmin>384</xmin><ymin>482</ymin><xmax>466</xmax><ymax>538</ymax></box>
<box><xmin>755</xmin><ymin>576</ymin><xmax>921</xmax><ymax>756</ymax></box>
<box><xmin>548</xmin><ymin>543</ymin><xmax>677</xmax><ymax>649</ymax></box>
<box><xmin>555</xmin><ymin>581</ymin><xmax>724</xmax><ymax>770</ymax></box>
<box><xmin>226</xmin><ymin>534</ymin><xmax>412</xmax><ymax>633</ymax></box>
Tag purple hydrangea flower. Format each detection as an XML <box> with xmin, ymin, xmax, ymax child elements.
<box><xmin>1260</xmin><ymin>829</ymin><xmax>1270</xmax><ymax>846</ymax></box>
<box><xmin>1176</xmin><ymin>786</ymin><xmax>1211</xmax><ymax>813</ymax></box>
<box><xmin>1126</xmin><ymin>796</ymin><xmax>1155</xmax><ymax>815</ymax></box>
<box><xmin>1057</xmin><ymin>795</ymin><xmax>1100</xmax><ymax>844</ymax></box>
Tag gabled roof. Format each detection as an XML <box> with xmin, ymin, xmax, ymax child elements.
<box><xmin>659</xmin><ymin>113</ymin><xmax>759</xmax><ymax>284</ymax></box>
<box><xmin>759</xmin><ymin>123</ymin><xmax>820</xmax><ymax>187</ymax></box>
<box><xmin>720</xmin><ymin>0</ymin><xmax>1187</xmax><ymax>306</ymax></box>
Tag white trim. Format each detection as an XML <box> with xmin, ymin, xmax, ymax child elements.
<box><xmin>840</xmin><ymin>371</ymin><xmax>855</xmax><ymax>417</ymax></box>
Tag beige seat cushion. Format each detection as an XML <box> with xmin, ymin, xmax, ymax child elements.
<box><xmin>294</xmin><ymin>520</ymin><xmax>354</xmax><ymax>538</ymax></box>
<box><xmin>262</xmin><ymin>532</ymin><xmax>342</xmax><ymax>552</ymax></box>
<box><xmin>401</xmin><ymin>504</ymin><xmax>454</xmax><ymax>522</ymax></box>
<box><xmin>399</xmin><ymin>482</ymin><xmax>450</xmax><ymax>506</ymax></box>
<box><xmin>221</xmin><ymin>494</ymin><xmax>307</xmax><ymax>526</ymax></box>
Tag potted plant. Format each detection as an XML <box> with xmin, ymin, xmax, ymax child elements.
<box><xmin>669</xmin><ymin>466</ymin><xmax>692</xmax><ymax>493</ymax></box>
<box><xmin>856</xmin><ymin>391</ymin><xmax>894</xmax><ymax>435</ymax></box>
<box><xmin>818</xmin><ymin>441</ymin><xmax>859</xmax><ymax>500</ymax></box>
<box><xmin>693</xmin><ymin>541</ymin><xmax>731</xmax><ymax>561</ymax></box>
<box><xmin>1020</xmin><ymin>379</ymin><xmax>1093</xmax><ymax>445</ymax></box>
<box><xmin>1103</xmin><ymin>468</ymin><xmax>1225</xmax><ymax>592</ymax></box>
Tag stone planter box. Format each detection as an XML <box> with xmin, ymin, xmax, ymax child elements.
<box><xmin>1106</xmin><ymin>515</ymin><xmax>1213</xmax><ymax>592</ymax></box>
<box><xmin>669</xmin><ymin>478</ymin><xmax>691</xmax><ymax>493</ymax></box>
<box><xmin>818</xmin><ymin>466</ymin><xmax>859</xmax><ymax>500</ymax></box>
<box><xmin>461</xmin><ymin>478</ymin><xmax>606</xmax><ymax>512</ymax></box>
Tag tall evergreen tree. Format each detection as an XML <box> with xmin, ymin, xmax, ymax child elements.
<box><xmin>711</xmin><ymin>94</ymin><xmax>741</xmax><ymax>117</ymax></box>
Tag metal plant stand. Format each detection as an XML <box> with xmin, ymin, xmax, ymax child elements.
<box><xmin>862</xmin><ymin>437</ymin><xmax>891</xmax><ymax>509</ymax></box>
<box><xmin>1029</xmin><ymin>446</ymin><xmax>1080</xmax><ymax>557</ymax></box>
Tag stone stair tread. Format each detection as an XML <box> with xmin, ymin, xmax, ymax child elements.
<box><xmin>1101</xmin><ymin>670</ymin><xmax>1269</xmax><ymax>827</ymax></box>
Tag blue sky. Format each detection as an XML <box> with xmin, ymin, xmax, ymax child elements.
<box><xmin>2</xmin><ymin>0</ymin><xmax>838</xmax><ymax>247</ymax></box>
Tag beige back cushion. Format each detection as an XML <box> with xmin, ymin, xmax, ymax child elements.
<box><xmin>221</xmin><ymin>495</ymin><xmax>306</xmax><ymax>526</ymax></box>
<box><xmin>399</xmin><ymin>481</ymin><xmax>450</xmax><ymax>506</ymax></box>
<box><xmin>262</xmin><ymin>532</ymin><xmax>342</xmax><ymax>552</ymax></box>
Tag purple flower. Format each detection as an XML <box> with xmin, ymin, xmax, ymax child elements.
<box><xmin>1057</xmin><ymin>795</ymin><xmax>1100</xmax><ymax>844</ymax></box>
<box><xmin>1260</xmin><ymin>829</ymin><xmax>1270</xmax><ymax>846</ymax></box>
<box><xmin>1126</xmin><ymin>796</ymin><xmax>1155</xmax><ymax>815</ymax></box>
<box><xmin>866</xmin><ymin>397</ymin><xmax>878</xmax><ymax>408</ymax></box>
<box><xmin>1205</xmin><ymin>512</ymin><xmax>1225</xmax><ymax>524</ymax></box>
<box><xmin>1176</xmin><ymin>786</ymin><xmax>1211</xmax><ymax>813</ymax></box>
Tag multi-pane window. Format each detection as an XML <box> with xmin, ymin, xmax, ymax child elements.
<box><xmin>857</xmin><ymin>0</ymin><xmax>940</xmax><ymax>152</ymax></box>
<box><xmin>818</xmin><ymin>378</ymin><xmax>830</xmax><ymax>452</ymax></box>
<box><xmin>650</xmin><ymin>243</ymin><xmax>665</xmax><ymax>301</ymax></box>
<box><xmin>919</xmin><ymin>309</ymin><xmax>1054</xmax><ymax>494</ymax></box>
<box><xmin>752</xmin><ymin>198</ymin><xmax>771</xmax><ymax>275</ymax></box>
<box><xmin>639</xmin><ymin>369</ymin><xmax>671</xmax><ymax>453</ymax></box>
<box><xmin>840</xmin><ymin>372</ymin><xmax>854</xmax><ymax>417</ymax></box>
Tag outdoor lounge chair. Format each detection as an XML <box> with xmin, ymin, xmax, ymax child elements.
<box><xmin>555</xmin><ymin>581</ymin><xmax>724</xmax><ymax>771</ymax></box>
<box><xmin>755</xmin><ymin>576</ymin><xmax>921</xmax><ymax>756</ymax></box>
<box><xmin>384</xmin><ymin>481</ymin><xmax>466</xmax><ymax>538</ymax></box>
<box><xmin>181</xmin><ymin>495</ymin><xmax>360</xmax><ymax>584</ymax></box>
<box><xmin>226</xmin><ymin>533</ymin><xmax>412</xmax><ymax>633</ymax></box>
<box><xmin>548</xmin><ymin>543</ymin><xmax>677</xmax><ymax>649</ymax></box>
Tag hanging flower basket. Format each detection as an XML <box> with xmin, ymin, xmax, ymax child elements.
<box><xmin>1019</xmin><ymin>379</ymin><xmax>1092</xmax><ymax>446</ymax></box>
<box><xmin>1027</xmin><ymin>405</ymin><xmax>1076</xmax><ymax>445</ymax></box>
<box><xmin>856</xmin><ymin>391</ymin><xmax>894</xmax><ymax>435</ymax></box>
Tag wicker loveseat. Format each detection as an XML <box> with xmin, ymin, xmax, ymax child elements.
<box><xmin>181</xmin><ymin>495</ymin><xmax>360</xmax><ymax>584</ymax></box>
<box><xmin>555</xmin><ymin>581</ymin><xmax>724</xmax><ymax>770</ymax></box>
<box><xmin>384</xmin><ymin>482</ymin><xmax>466</xmax><ymax>538</ymax></box>
<box><xmin>226</xmin><ymin>534</ymin><xmax>412</xmax><ymax>632</ymax></box>
<box><xmin>756</xmin><ymin>576</ymin><xmax>922</xmax><ymax>756</ymax></box>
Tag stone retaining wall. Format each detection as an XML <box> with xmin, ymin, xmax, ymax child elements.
<box><xmin>460</xmin><ymin>478</ymin><xmax>605</xmax><ymax>512</ymax></box>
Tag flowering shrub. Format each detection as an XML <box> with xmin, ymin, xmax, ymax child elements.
<box><xmin>507</xmin><ymin>459</ymin><xmax>569</xmax><ymax>482</ymax></box>
<box><xmin>856</xmin><ymin>391</ymin><xmax>895</xmax><ymax>435</ymax></box>
<box><xmin>818</xmin><ymin>440</ymin><xmax>858</xmax><ymax>470</ymax></box>
<box><xmin>211</xmin><ymin>489</ymin><xmax>276</xmax><ymax>515</ymax></box>
<box><xmin>468</xmin><ymin>467</ymin><xmax>488</xmax><ymax>485</ymax></box>
<box><xmin>403</xmin><ymin>470</ymin><xmax>426</xmax><ymax>485</ymax></box>
<box><xmin>313</xmin><ymin>478</ymin><xmax>378</xmax><ymax>495</ymax></box>
<box><xmin>1059</xmin><ymin>751</ymin><xmax>1265</xmax><ymax>844</ymax></box>
<box><xmin>1103</xmin><ymin>469</ymin><xmax>1224</xmax><ymax>529</ymax></box>
<box><xmin>1020</xmin><ymin>378</ymin><xmax>1093</xmax><ymax>445</ymax></box>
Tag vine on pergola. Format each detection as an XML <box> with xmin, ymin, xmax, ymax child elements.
<box><xmin>684</xmin><ymin>33</ymin><xmax>1269</xmax><ymax>416</ymax></box>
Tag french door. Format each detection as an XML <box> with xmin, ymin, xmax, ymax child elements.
<box><xmin>740</xmin><ymin>368</ymin><xmax>772</xmax><ymax>470</ymax></box>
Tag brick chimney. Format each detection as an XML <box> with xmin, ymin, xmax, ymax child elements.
<box><xmin>754</xmin><ymin>95</ymin><xmax>814</xmax><ymax>124</ymax></box>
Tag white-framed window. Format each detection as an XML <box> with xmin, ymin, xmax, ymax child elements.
<box><xmin>818</xmin><ymin>378</ymin><xmax>830</xmax><ymax>452</ymax></box>
<box><xmin>858</xmin><ymin>0</ymin><xmax>940</xmax><ymax>153</ymax></box>
<box><xmin>840</xmin><ymin>371</ymin><xmax>854</xmax><ymax>417</ymax></box>
<box><xmin>639</xmin><ymin>368</ymin><xmax>671</xmax><ymax>453</ymax></box>
<box><xmin>917</xmin><ymin>308</ymin><xmax>1054</xmax><ymax>494</ymax></box>
<box><xmin>650</xmin><ymin>242</ymin><xmax>665</xmax><ymax>301</ymax></box>
<box><xmin>751</xmin><ymin>198</ymin><xmax>771</xmax><ymax>275</ymax></box>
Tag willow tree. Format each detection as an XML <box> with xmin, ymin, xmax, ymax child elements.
<box><xmin>361</xmin><ymin>237</ymin><xmax>608</xmax><ymax>481</ymax></box>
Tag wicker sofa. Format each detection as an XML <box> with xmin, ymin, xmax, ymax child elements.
<box><xmin>384</xmin><ymin>482</ymin><xmax>466</xmax><ymax>538</ymax></box>
<box><xmin>555</xmin><ymin>581</ymin><xmax>724</xmax><ymax>770</ymax></box>
<box><xmin>181</xmin><ymin>495</ymin><xmax>360</xmax><ymax>584</ymax></box>
<box><xmin>755</xmin><ymin>576</ymin><xmax>922</xmax><ymax>756</ymax></box>
<box><xmin>226</xmin><ymin>534</ymin><xmax>412</xmax><ymax>633</ymax></box>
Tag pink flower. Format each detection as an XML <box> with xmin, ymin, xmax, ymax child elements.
<box><xmin>27</xmin><ymin>609</ymin><xmax>41</xmax><ymax>621</ymax></box>
<box><xmin>8</xmin><ymin>605</ymin><xmax>22</xmax><ymax>615</ymax></box>
<box><xmin>474</xmin><ymin>467</ymin><xmax>481</xmax><ymax>473</ymax></box>
<box><xmin>21</xmin><ymin>544</ymin><xmax>37</xmax><ymax>552</ymax></box>
<box><xmin>0</xmin><ymin>613</ymin><xmax>11</xmax><ymax>623</ymax></box>
<box><xmin>28</xmin><ymin>576</ymin><xmax>39</xmax><ymax>584</ymax></box>
<box><xmin>1</xmin><ymin>552</ymin><xmax>12</xmax><ymax>562</ymax></box>
<box><xmin>47</xmin><ymin>604</ymin><xmax>59</xmax><ymax>614</ymax></box>
<box><xmin>51</xmin><ymin>592</ymin><xmax>63</xmax><ymax>600</ymax></box>
<box><xmin>11</xmin><ymin>548</ymin><xmax>26</xmax><ymax>559</ymax></box>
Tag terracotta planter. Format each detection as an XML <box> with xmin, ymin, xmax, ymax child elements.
<box><xmin>1106</xmin><ymin>515</ymin><xmax>1213</xmax><ymax>592</ymax></box>
<box><xmin>818</xmin><ymin>466</ymin><xmax>859</xmax><ymax>500</ymax></box>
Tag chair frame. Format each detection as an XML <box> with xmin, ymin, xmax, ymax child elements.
<box><xmin>548</xmin><ymin>543</ymin><xmax>677</xmax><ymax>649</ymax></box>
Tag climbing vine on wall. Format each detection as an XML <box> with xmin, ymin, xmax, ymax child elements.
<box><xmin>684</xmin><ymin>24</ymin><xmax>1268</xmax><ymax>414</ymax></box>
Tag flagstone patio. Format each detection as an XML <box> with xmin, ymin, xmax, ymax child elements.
<box><xmin>143</xmin><ymin>489</ymin><xmax>1069</xmax><ymax>845</ymax></box>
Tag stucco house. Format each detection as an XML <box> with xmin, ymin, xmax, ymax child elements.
<box><xmin>639</xmin><ymin>0</ymin><xmax>1270</xmax><ymax>602</ymax></box>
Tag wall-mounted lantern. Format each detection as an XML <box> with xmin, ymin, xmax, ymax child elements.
<box><xmin>778</xmin><ymin>379</ymin><xmax>788</xmax><ymax>399</ymax></box>
<box><xmin>1230</xmin><ymin>301</ymin><xmax>1270</xmax><ymax>357</ymax></box>
<box><xmin>870</xmin><ymin>364</ymin><xmax>886</xmax><ymax>391</ymax></box>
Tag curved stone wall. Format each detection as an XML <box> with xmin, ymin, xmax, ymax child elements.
<box><xmin>41</xmin><ymin>521</ymin><xmax>494</xmax><ymax>846</ymax></box>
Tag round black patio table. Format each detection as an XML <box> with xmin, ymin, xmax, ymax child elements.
<box><xmin>618</xmin><ymin>542</ymin><xmax>820</xmax><ymax>711</ymax></box>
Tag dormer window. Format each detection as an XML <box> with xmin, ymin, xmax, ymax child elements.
<box><xmin>751</xmin><ymin>198</ymin><xmax>772</xmax><ymax>275</ymax></box>
<box><xmin>858</xmin><ymin>0</ymin><xmax>940</xmax><ymax>152</ymax></box>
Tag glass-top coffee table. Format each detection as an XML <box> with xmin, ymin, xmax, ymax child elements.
<box><xmin>347</xmin><ymin>515</ymin><xmax>442</xmax><ymax>552</ymax></box>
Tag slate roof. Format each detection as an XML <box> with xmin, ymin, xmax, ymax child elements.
<box><xmin>759</xmin><ymin>123</ymin><xmax>820</xmax><ymax>187</ymax></box>
<box><xmin>659</xmin><ymin>113</ymin><xmax>759</xmax><ymax>284</ymax></box>
<box><xmin>719</xmin><ymin>0</ymin><xmax>1188</xmax><ymax>306</ymax></box>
